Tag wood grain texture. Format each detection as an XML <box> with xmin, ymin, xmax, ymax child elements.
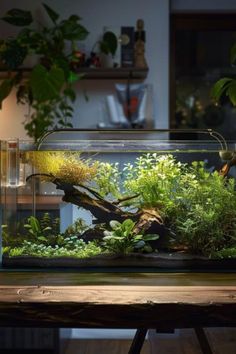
<box><xmin>0</xmin><ymin>272</ymin><xmax>235</xmax><ymax>329</ymax></box>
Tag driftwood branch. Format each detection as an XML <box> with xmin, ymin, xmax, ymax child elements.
<box><xmin>219</xmin><ymin>155</ymin><xmax>236</xmax><ymax>177</ymax></box>
<box><xmin>27</xmin><ymin>173</ymin><xmax>163</xmax><ymax>233</ymax></box>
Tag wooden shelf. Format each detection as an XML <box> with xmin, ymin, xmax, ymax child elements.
<box><xmin>76</xmin><ymin>67</ymin><xmax>149</xmax><ymax>79</ymax></box>
<box><xmin>0</xmin><ymin>67</ymin><xmax>148</xmax><ymax>80</ymax></box>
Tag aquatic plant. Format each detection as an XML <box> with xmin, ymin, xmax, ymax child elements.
<box><xmin>9</xmin><ymin>240</ymin><xmax>101</xmax><ymax>258</ymax></box>
<box><xmin>211</xmin><ymin>247</ymin><xmax>236</xmax><ymax>259</ymax></box>
<box><xmin>27</xmin><ymin>151</ymin><xmax>98</xmax><ymax>185</ymax></box>
<box><xmin>124</xmin><ymin>154</ymin><xmax>182</xmax><ymax>207</ymax></box>
<box><xmin>93</xmin><ymin>162</ymin><xmax>122</xmax><ymax>199</ymax></box>
<box><xmin>102</xmin><ymin>219</ymin><xmax>159</xmax><ymax>255</ymax></box>
<box><xmin>123</xmin><ymin>154</ymin><xmax>236</xmax><ymax>256</ymax></box>
<box><xmin>175</xmin><ymin>162</ymin><xmax>236</xmax><ymax>256</ymax></box>
<box><xmin>63</xmin><ymin>218</ymin><xmax>88</xmax><ymax>237</ymax></box>
<box><xmin>23</xmin><ymin>152</ymin><xmax>236</xmax><ymax>259</ymax></box>
<box><xmin>23</xmin><ymin>213</ymin><xmax>64</xmax><ymax>247</ymax></box>
<box><xmin>24</xmin><ymin>215</ymin><xmax>52</xmax><ymax>242</ymax></box>
<box><xmin>22</xmin><ymin>214</ymin><xmax>90</xmax><ymax>248</ymax></box>
<box><xmin>1</xmin><ymin>225</ymin><xmax>9</xmax><ymax>246</ymax></box>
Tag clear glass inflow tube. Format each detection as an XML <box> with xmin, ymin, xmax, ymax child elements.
<box><xmin>5</xmin><ymin>140</ymin><xmax>25</xmax><ymax>188</ymax></box>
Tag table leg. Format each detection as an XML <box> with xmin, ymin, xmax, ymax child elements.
<box><xmin>128</xmin><ymin>328</ymin><xmax>148</xmax><ymax>354</ymax></box>
<box><xmin>194</xmin><ymin>327</ymin><xmax>213</xmax><ymax>354</ymax></box>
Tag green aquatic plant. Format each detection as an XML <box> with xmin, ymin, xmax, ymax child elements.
<box><xmin>24</xmin><ymin>214</ymin><xmax>90</xmax><ymax>247</ymax></box>
<box><xmin>93</xmin><ymin>162</ymin><xmax>122</xmax><ymax>199</ymax></box>
<box><xmin>7</xmin><ymin>215</ymin><xmax>100</xmax><ymax>258</ymax></box>
<box><xmin>24</xmin><ymin>215</ymin><xmax>52</xmax><ymax>242</ymax></box>
<box><xmin>40</xmin><ymin>212</ymin><xmax>60</xmax><ymax>235</ymax></box>
<box><xmin>102</xmin><ymin>219</ymin><xmax>159</xmax><ymax>255</ymax></box>
<box><xmin>211</xmin><ymin>247</ymin><xmax>236</xmax><ymax>259</ymax></box>
<box><xmin>23</xmin><ymin>213</ymin><xmax>64</xmax><ymax>246</ymax></box>
<box><xmin>123</xmin><ymin>154</ymin><xmax>189</xmax><ymax>218</ymax></box>
<box><xmin>63</xmin><ymin>217</ymin><xmax>88</xmax><ymax>237</ymax></box>
<box><xmin>175</xmin><ymin>162</ymin><xmax>236</xmax><ymax>256</ymax></box>
<box><xmin>9</xmin><ymin>240</ymin><xmax>101</xmax><ymax>258</ymax></box>
<box><xmin>27</xmin><ymin>151</ymin><xmax>98</xmax><ymax>185</ymax></box>
<box><xmin>123</xmin><ymin>154</ymin><xmax>236</xmax><ymax>257</ymax></box>
<box><xmin>10</xmin><ymin>152</ymin><xmax>236</xmax><ymax>260</ymax></box>
<box><xmin>1</xmin><ymin>225</ymin><xmax>9</xmax><ymax>246</ymax></box>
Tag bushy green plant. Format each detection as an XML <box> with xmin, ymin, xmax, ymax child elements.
<box><xmin>123</xmin><ymin>154</ymin><xmax>188</xmax><ymax>216</ymax></box>
<box><xmin>40</xmin><ymin>212</ymin><xmax>60</xmax><ymax>235</ymax></box>
<box><xmin>0</xmin><ymin>3</ymin><xmax>89</xmax><ymax>141</ymax></box>
<box><xmin>63</xmin><ymin>218</ymin><xmax>88</xmax><ymax>237</ymax></box>
<box><xmin>123</xmin><ymin>154</ymin><xmax>236</xmax><ymax>257</ymax></box>
<box><xmin>23</xmin><ymin>213</ymin><xmax>62</xmax><ymax>246</ymax></box>
<box><xmin>175</xmin><ymin>161</ymin><xmax>236</xmax><ymax>256</ymax></box>
<box><xmin>102</xmin><ymin>219</ymin><xmax>159</xmax><ymax>255</ymax></box>
<box><xmin>24</xmin><ymin>215</ymin><xmax>52</xmax><ymax>241</ymax></box>
<box><xmin>93</xmin><ymin>161</ymin><xmax>122</xmax><ymax>199</ymax></box>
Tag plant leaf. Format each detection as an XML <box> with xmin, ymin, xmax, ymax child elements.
<box><xmin>68</xmin><ymin>15</ymin><xmax>82</xmax><ymax>22</ymax></box>
<box><xmin>0</xmin><ymin>40</ymin><xmax>28</xmax><ymax>69</ymax></box>
<box><xmin>59</xmin><ymin>20</ymin><xmax>89</xmax><ymax>41</ymax></box>
<box><xmin>121</xmin><ymin>219</ymin><xmax>135</xmax><ymax>234</ymax></box>
<box><xmin>110</xmin><ymin>220</ymin><xmax>121</xmax><ymax>230</ymax></box>
<box><xmin>100</xmin><ymin>41</ymin><xmax>110</xmax><ymax>55</ymax></box>
<box><xmin>64</xmin><ymin>87</ymin><xmax>76</xmax><ymax>101</ymax></box>
<box><xmin>143</xmin><ymin>234</ymin><xmax>159</xmax><ymax>241</ymax></box>
<box><xmin>102</xmin><ymin>31</ymin><xmax>117</xmax><ymax>56</ymax></box>
<box><xmin>230</xmin><ymin>43</ymin><xmax>236</xmax><ymax>65</ymax></box>
<box><xmin>0</xmin><ymin>79</ymin><xmax>13</xmax><ymax>109</ymax></box>
<box><xmin>211</xmin><ymin>77</ymin><xmax>232</xmax><ymax>101</ymax></box>
<box><xmin>68</xmin><ymin>71</ymin><xmax>84</xmax><ymax>84</ymax></box>
<box><xmin>1</xmin><ymin>9</ymin><xmax>33</xmax><ymax>26</ymax></box>
<box><xmin>29</xmin><ymin>64</ymin><xmax>65</xmax><ymax>103</ymax></box>
<box><xmin>42</xmin><ymin>3</ymin><xmax>59</xmax><ymax>24</ymax></box>
<box><xmin>38</xmin><ymin>236</ymin><xmax>47</xmax><ymax>242</ymax></box>
<box><xmin>228</xmin><ymin>80</ymin><xmax>236</xmax><ymax>106</ymax></box>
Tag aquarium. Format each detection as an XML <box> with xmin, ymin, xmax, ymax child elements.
<box><xmin>1</xmin><ymin>129</ymin><xmax>236</xmax><ymax>270</ymax></box>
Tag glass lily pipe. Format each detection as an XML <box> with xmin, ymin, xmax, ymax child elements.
<box><xmin>1</xmin><ymin>128</ymin><xmax>236</xmax><ymax>270</ymax></box>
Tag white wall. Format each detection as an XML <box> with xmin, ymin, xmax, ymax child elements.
<box><xmin>0</xmin><ymin>0</ymin><xmax>170</xmax><ymax>139</ymax></box>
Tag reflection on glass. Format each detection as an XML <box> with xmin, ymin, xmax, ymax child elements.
<box><xmin>173</xmin><ymin>29</ymin><xmax>236</xmax><ymax>140</ymax></box>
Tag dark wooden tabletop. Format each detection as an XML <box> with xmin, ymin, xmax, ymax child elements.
<box><xmin>0</xmin><ymin>271</ymin><xmax>236</xmax><ymax>329</ymax></box>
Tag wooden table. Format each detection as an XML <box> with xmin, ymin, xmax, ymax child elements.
<box><xmin>0</xmin><ymin>271</ymin><xmax>235</xmax><ymax>329</ymax></box>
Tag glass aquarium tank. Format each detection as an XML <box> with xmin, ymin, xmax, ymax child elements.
<box><xmin>1</xmin><ymin>129</ymin><xmax>236</xmax><ymax>270</ymax></box>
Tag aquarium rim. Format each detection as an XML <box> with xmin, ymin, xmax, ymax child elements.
<box><xmin>36</xmin><ymin>128</ymin><xmax>228</xmax><ymax>151</ymax></box>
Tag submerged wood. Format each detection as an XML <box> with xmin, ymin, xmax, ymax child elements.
<box><xmin>27</xmin><ymin>174</ymin><xmax>163</xmax><ymax>231</ymax></box>
<box><xmin>219</xmin><ymin>154</ymin><xmax>236</xmax><ymax>177</ymax></box>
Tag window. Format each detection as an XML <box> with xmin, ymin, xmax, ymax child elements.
<box><xmin>170</xmin><ymin>13</ymin><xmax>236</xmax><ymax>139</ymax></box>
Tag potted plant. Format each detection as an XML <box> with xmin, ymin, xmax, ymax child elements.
<box><xmin>99</xmin><ymin>30</ymin><xmax>118</xmax><ymax>68</ymax></box>
<box><xmin>0</xmin><ymin>3</ymin><xmax>89</xmax><ymax>141</ymax></box>
<box><xmin>211</xmin><ymin>43</ymin><xmax>236</xmax><ymax>106</ymax></box>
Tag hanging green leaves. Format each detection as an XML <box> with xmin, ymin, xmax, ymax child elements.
<box><xmin>1</xmin><ymin>9</ymin><xmax>33</xmax><ymax>26</ymax></box>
